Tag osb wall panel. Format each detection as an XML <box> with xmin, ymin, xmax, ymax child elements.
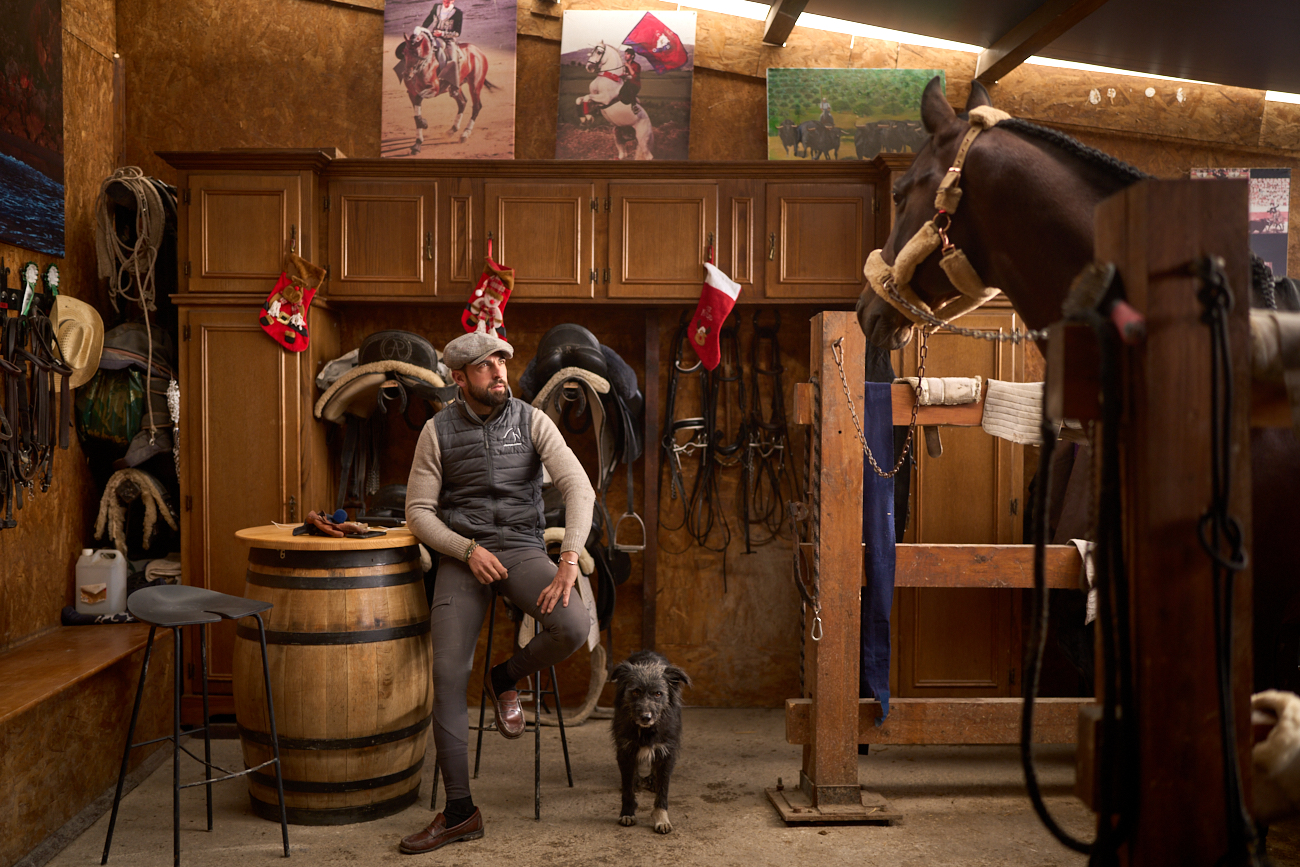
<box><xmin>1</xmin><ymin>643</ymin><xmax>171</xmax><ymax>867</ymax></box>
<box><xmin>0</xmin><ymin>0</ymin><xmax>118</xmax><ymax>650</ymax></box>
<box><xmin>992</xmin><ymin>63</ymin><xmax>1269</xmax><ymax>149</ymax></box>
<box><xmin>1262</xmin><ymin>101</ymin><xmax>1300</xmax><ymax>152</ymax></box>
<box><xmin>115</xmin><ymin>0</ymin><xmax>384</xmax><ymax>182</ymax></box>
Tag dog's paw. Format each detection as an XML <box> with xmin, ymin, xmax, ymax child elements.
<box><xmin>619</xmin><ymin>815</ymin><xmax>637</xmax><ymax>827</ymax></box>
<box><xmin>652</xmin><ymin>808</ymin><xmax>672</xmax><ymax>834</ymax></box>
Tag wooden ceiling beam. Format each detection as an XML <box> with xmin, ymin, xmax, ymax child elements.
<box><xmin>762</xmin><ymin>0</ymin><xmax>810</xmax><ymax>47</ymax></box>
<box><xmin>974</xmin><ymin>0</ymin><xmax>1112</xmax><ymax>85</ymax></box>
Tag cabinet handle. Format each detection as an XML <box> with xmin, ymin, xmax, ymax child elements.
<box><xmin>768</xmin><ymin>233</ymin><xmax>776</xmax><ymax>260</ymax></box>
<box><xmin>289</xmin><ymin>224</ymin><xmax>297</xmax><ymax>253</ymax></box>
<box><xmin>424</xmin><ymin>232</ymin><xmax>433</xmax><ymax>261</ymax></box>
<box><xmin>288</xmin><ymin>495</ymin><xmax>297</xmax><ymax>522</ymax></box>
<box><xmin>603</xmin><ymin>268</ymin><xmax>610</xmax><ymax>283</ymax></box>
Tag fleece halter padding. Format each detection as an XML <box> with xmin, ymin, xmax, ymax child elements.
<box><xmin>865</xmin><ymin>104</ymin><xmax>1011</xmax><ymax>331</ymax></box>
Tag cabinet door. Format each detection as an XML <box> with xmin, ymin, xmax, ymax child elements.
<box><xmin>608</xmin><ymin>183</ymin><xmax>718</xmax><ymax>299</ymax></box>
<box><xmin>892</xmin><ymin>306</ymin><xmax>1026</xmax><ymax>698</ymax></box>
<box><xmin>764</xmin><ymin>182</ymin><xmax>874</xmax><ymax>299</ymax></box>
<box><xmin>485</xmin><ymin>182</ymin><xmax>594</xmax><ymax>299</ymax></box>
<box><xmin>329</xmin><ymin>179</ymin><xmax>438</xmax><ymax>298</ymax></box>
<box><xmin>185</xmin><ymin>173</ymin><xmax>304</xmax><ymax>294</ymax></box>
<box><xmin>179</xmin><ymin>307</ymin><xmax>306</xmax><ymax>696</ymax></box>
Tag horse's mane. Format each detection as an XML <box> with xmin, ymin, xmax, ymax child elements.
<box><xmin>993</xmin><ymin>117</ymin><xmax>1152</xmax><ymax>186</ymax></box>
<box><xmin>993</xmin><ymin>117</ymin><xmax>1289</xmax><ymax>309</ymax></box>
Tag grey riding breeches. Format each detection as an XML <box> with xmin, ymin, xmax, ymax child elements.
<box><xmin>428</xmin><ymin>545</ymin><xmax>589</xmax><ymax>801</ymax></box>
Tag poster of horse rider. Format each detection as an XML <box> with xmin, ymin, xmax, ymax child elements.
<box><xmin>1191</xmin><ymin>167</ymin><xmax>1291</xmax><ymax>276</ymax></box>
<box><xmin>556</xmin><ymin>10</ymin><xmax>696</xmax><ymax>161</ymax></box>
<box><xmin>766</xmin><ymin>68</ymin><xmax>942</xmax><ymax>162</ymax></box>
<box><xmin>382</xmin><ymin>0</ymin><xmax>517</xmax><ymax>159</ymax></box>
<box><xmin>0</xmin><ymin>0</ymin><xmax>64</xmax><ymax>256</ymax></box>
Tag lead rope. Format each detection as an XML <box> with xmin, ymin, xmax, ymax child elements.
<box><xmin>1194</xmin><ymin>256</ymin><xmax>1260</xmax><ymax>867</ymax></box>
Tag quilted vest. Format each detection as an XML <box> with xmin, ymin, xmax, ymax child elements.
<box><xmin>434</xmin><ymin>397</ymin><xmax>545</xmax><ymax>550</ymax></box>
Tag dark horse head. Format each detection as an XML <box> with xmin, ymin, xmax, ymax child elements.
<box><xmin>855</xmin><ymin>76</ymin><xmax>1140</xmax><ymax>351</ymax></box>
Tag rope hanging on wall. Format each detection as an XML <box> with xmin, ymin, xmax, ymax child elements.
<box><xmin>93</xmin><ymin>166</ymin><xmax>177</xmax><ymax>445</ymax></box>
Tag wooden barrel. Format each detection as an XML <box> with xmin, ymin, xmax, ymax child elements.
<box><xmin>232</xmin><ymin>526</ymin><xmax>431</xmax><ymax>825</ymax></box>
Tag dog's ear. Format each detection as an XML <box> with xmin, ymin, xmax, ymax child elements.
<box><xmin>664</xmin><ymin>665</ymin><xmax>692</xmax><ymax>692</ymax></box>
<box><xmin>611</xmin><ymin>660</ymin><xmax>633</xmax><ymax>683</ymax></box>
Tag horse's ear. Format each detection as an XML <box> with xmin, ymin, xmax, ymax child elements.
<box><xmin>920</xmin><ymin>76</ymin><xmax>955</xmax><ymax>135</ymax></box>
<box><xmin>964</xmin><ymin>80</ymin><xmax>993</xmax><ymax>113</ymax></box>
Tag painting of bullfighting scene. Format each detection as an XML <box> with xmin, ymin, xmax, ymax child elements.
<box><xmin>766</xmin><ymin>68</ymin><xmax>942</xmax><ymax>162</ymax></box>
<box><xmin>382</xmin><ymin>0</ymin><xmax>517</xmax><ymax>159</ymax></box>
<box><xmin>1191</xmin><ymin>167</ymin><xmax>1291</xmax><ymax>276</ymax></box>
<box><xmin>1</xmin><ymin>0</ymin><xmax>64</xmax><ymax>256</ymax></box>
<box><xmin>556</xmin><ymin>10</ymin><xmax>696</xmax><ymax>161</ymax></box>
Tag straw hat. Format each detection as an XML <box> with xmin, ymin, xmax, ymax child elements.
<box><xmin>51</xmin><ymin>295</ymin><xmax>104</xmax><ymax>389</ymax></box>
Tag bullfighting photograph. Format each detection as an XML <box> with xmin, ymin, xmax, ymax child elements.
<box><xmin>766</xmin><ymin>68</ymin><xmax>942</xmax><ymax>162</ymax></box>
<box><xmin>555</xmin><ymin>10</ymin><xmax>696</xmax><ymax>161</ymax></box>
<box><xmin>381</xmin><ymin>0</ymin><xmax>517</xmax><ymax>159</ymax></box>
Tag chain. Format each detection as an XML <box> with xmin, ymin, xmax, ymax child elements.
<box><xmin>887</xmin><ymin>284</ymin><xmax>1048</xmax><ymax>343</ymax></box>
<box><xmin>831</xmin><ymin>332</ymin><xmax>928</xmax><ymax>478</ymax></box>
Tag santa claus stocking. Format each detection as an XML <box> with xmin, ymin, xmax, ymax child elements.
<box><xmin>462</xmin><ymin>243</ymin><xmax>514</xmax><ymax>339</ymax></box>
<box><xmin>687</xmin><ymin>263</ymin><xmax>742</xmax><ymax>370</ymax></box>
<box><xmin>260</xmin><ymin>251</ymin><xmax>326</xmax><ymax>352</ymax></box>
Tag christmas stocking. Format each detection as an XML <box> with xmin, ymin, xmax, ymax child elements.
<box><xmin>260</xmin><ymin>251</ymin><xmax>326</xmax><ymax>352</ymax></box>
<box><xmin>687</xmin><ymin>263</ymin><xmax>742</xmax><ymax>370</ymax></box>
<box><xmin>462</xmin><ymin>245</ymin><xmax>514</xmax><ymax>339</ymax></box>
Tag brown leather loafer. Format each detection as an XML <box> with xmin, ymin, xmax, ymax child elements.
<box><xmin>399</xmin><ymin>809</ymin><xmax>484</xmax><ymax>854</ymax></box>
<box><xmin>483</xmin><ymin>667</ymin><xmax>526</xmax><ymax>739</ymax></box>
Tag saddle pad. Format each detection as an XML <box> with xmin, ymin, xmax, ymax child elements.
<box><xmin>981</xmin><ymin>379</ymin><xmax>1044</xmax><ymax>445</ymax></box>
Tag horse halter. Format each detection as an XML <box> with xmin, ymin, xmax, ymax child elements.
<box><xmin>863</xmin><ymin>105</ymin><xmax>1011</xmax><ymax>332</ymax></box>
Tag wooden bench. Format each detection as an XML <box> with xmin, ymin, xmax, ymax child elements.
<box><xmin>1</xmin><ymin>622</ymin><xmax>164</xmax><ymax>867</ymax></box>
<box><xmin>0</xmin><ymin>623</ymin><xmax>154</xmax><ymax>726</ymax></box>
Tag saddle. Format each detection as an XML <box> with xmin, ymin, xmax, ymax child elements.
<box><xmin>314</xmin><ymin>330</ymin><xmax>457</xmax><ymax>514</ymax></box>
<box><xmin>518</xmin><ymin>323</ymin><xmax>645</xmax><ymax>590</ymax></box>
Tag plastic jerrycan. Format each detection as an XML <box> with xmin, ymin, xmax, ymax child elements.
<box><xmin>75</xmin><ymin>549</ymin><xmax>128</xmax><ymax>616</ymax></box>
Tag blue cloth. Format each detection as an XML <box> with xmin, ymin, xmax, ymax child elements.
<box><xmin>860</xmin><ymin>382</ymin><xmax>895</xmax><ymax>723</ymax></box>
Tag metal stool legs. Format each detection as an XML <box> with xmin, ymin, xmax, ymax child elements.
<box><xmin>431</xmin><ymin>590</ymin><xmax>573</xmax><ymax>819</ymax></box>
<box><xmin>102</xmin><ymin>612</ymin><xmax>289</xmax><ymax>866</ymax></box>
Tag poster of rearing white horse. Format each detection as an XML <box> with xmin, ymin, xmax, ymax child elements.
<box><xmin>381</xmin><ymin>0</ymin><xmax>517</xmax><ymax>159</ymax></box>
<box><xmin>556</xmin><ymin>10</ymin><xmax>696</xmax><ymax>161</ymax></box>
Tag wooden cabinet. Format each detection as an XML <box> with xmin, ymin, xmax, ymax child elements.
<box><xmin>892</xmin><ymin>304</ymin><xmax>1027</xmax><ymax>699</ymax></box>
<box><xmin>607</xmin><ymin>182</ymin><xmax>717</xmax><ymax>299</ymax></box>
<box><xmin>328</xmin><ymin>178</ymin><xmax>439</xmax><ymax>299</ymax></box>
<box><xmin>764</xmin><ymin>182</ymin><xmax>875</xmax><ymax>299</ymax></box>
<box><xmin>182</xmin><ymin>172</ymin><xmax>310</xmax><ymax>295</ymax></box>
<box><xmin>484</xmin><ymin>181</ymin><xmax>595</xmax><ymax>299</ymax></box>
<box><xmin>175</xmin><ymin>304</ymin><xmax>339</xmax><ymax>719</ymax></box>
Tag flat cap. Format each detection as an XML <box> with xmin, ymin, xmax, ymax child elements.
<box><xmin>443</xmin><ymin>330</ymin><xmax>514</xmax><ymax>369</ymax></box>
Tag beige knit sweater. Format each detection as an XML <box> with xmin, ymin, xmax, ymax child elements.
<box><xmin>405</xmin><ymin>401</ymin><xmax>595</xmax><ymax>561</ymax></box>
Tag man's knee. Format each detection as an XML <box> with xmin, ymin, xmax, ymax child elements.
<box><xmin>553</xmin><ymin>613</ymin><xmax>588</xmax><ymax>655</ymax></box>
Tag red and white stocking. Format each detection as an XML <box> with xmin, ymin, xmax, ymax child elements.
<box><xmin>259</xmin><ymin>251</ymin><xmax>325</xmax><ymax>352</ymax></box>
<box><xmin>462</xmin><ymin>244</ymin><xmax>514</xmax><ymax>339</ymax></box>
<box><xmin>687</xmin><ymin>263</ymin><xmax>742</xmax><ymax>370</ymax></box>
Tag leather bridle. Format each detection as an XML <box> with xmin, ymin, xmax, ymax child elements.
<box><xmin>863</xmin><ymin>105</ymin><xmax>1011</xmax><ymax>332</ymax></box>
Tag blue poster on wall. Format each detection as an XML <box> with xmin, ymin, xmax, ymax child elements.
<box><xmin>0</xmin><ymin>0</ymin><xmax>65</xmax><ymax>257</ymax></box>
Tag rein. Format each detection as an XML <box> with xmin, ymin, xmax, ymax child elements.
<box><xmin>743</xmin><ymin>312</ymin><xmax>797</xmax><ymax>548</ymax></box>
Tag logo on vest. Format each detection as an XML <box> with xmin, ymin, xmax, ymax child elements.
<box><xmin>497</xmin><ymin>427</ymin><xmax>525</xmax><ymax>450</ymax></box>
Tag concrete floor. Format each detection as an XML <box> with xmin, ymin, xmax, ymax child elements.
<box><xmin>43</xmin><ymin>708</ymin><xmax>1111</xmax><ymax>867</ymax></box>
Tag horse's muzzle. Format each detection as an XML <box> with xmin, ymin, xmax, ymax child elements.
<box><xmin>856</xmin><ymin>290</ymin><xmax>914</xmax><ymax>351</ymax></box>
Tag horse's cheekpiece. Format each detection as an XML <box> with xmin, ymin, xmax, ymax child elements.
<box><xmin>862</xmin><ymin>104</ymin><xmax>1009</xmax><ymax>332</ymax></box>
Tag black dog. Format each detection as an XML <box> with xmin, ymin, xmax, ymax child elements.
<box><xmin>610</xmin><ymin>650</ymin><xmax>691</xmax><ymax>833</ymax></box>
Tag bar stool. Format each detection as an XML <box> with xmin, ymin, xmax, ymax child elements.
<box><xmin>102</xmin><ymin>585</ymin><xmax>290</xmax><ymax>867</ymax></box>
<box><xmin>432</xmin><ymin>589</ymin><xmax>573</xmax><ymax>819</ymax></box>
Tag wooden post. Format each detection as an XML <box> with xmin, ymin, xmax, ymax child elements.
<box><xmin>769</xmin><ymin>311</ymin><xmax>896</xmax><ymax>822</ymax></box>
<box><xmin>1094</xmin><ymin>179</ymin><xmax>1253</xmax><ymax>865</ymax></box>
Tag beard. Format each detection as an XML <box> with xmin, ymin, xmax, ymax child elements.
<box><xmin>465</xmin><ymin>378</ymin><xmax>508</xmax><ymax>408</ymax></box>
